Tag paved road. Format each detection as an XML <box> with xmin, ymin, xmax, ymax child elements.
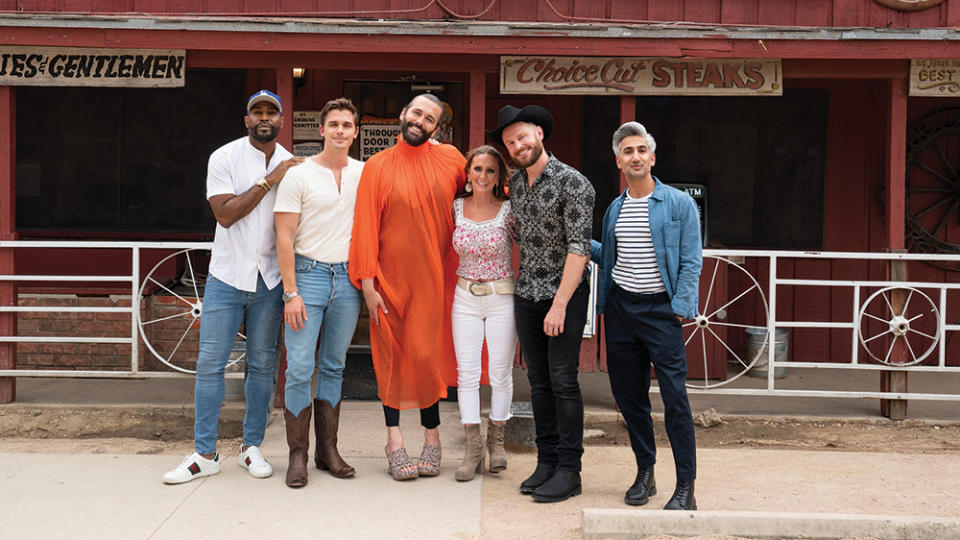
<box><xmin>3</xmin><ymin>400</ymin><xmax>960</xmax><ymax>539</ymax></box>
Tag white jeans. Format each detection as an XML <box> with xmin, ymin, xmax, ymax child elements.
<box><xmin>451</xmin><ymin>286</ymin><xmax>517</xmax><ymax>424</ymax></box>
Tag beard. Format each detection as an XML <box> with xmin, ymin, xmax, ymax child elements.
<box><xmin>400</xmin><ymin>117</ymin><xmax>432</xmax><ymax>146</ymax></box>
<box><xmin>248</xmin><ymin>122</ymin><xmax>280</xmax><ymax>143</ymax></box>
<box><xmin>511</xmin><ymin>139</ymin><xmax>544</xmax><ymax>169</ymax></box>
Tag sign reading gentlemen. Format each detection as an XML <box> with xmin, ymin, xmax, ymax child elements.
<box><xmin>0</xmin><ymin>46</ymin><xmax>185</xmax><ymax>87</ymax></box>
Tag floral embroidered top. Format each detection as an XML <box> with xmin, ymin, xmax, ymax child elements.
<box><xmin>452</xmin><ymin>198</ymin><xmax>515</xmax><ymax>281</ymax></box>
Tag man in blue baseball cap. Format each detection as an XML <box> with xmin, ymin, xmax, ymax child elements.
<box><xmin>163</xmin><ymin>89</ymin><xmax>304</xmax><ymax>485</ymax></box>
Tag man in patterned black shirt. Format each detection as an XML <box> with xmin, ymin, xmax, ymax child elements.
<box><xmin>488</xmin><ymin>105</ymin><xmax>595</xmax><ymax>503</ymax></box>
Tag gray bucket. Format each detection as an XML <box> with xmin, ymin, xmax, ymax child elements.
<box><xmin>745</xmin><ymin>327</ymin><xmax>789</xmax><ymax>378</ymax></box>
<box><xmin>224</xmin><ymin>342</ymin><xmax>246</xmax><ymax>401</ymax></box>
<box><xmin>504</xmin><ymin>401</ymin><xmax>536</xmax><ymax>449</ymax></box>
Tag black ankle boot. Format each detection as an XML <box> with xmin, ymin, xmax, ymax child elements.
<box><xmin>664</xmin><ymin>480</ymin><xmax>697</xmax><ymax>510</ymax></box>
<box><xmin>625</xmin><ymin>466</ymin><xmax>656</xmax><ymax>506</ymax></box>
<box><xmin>519</xmin><ymin>462</ymin><xmax>556</xmax><ymax>494</ymax></box>
<box><xmin>531</xmin><ymin>470</ymin><xmax>582</xmax><ymax>503</ymax></box>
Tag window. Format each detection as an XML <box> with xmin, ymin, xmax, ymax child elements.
<box><xmin>16</xmin><ymin>69</ymin><xmax>246</xmax><ymax>236</ymax></box>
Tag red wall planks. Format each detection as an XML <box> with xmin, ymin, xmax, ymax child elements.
<box><xmin>720</xmin><ymin>0</ymin><xmax>759</xmax><ymax>25</ymax></box>
<box><xmin>7</xmin><ymin>0</ymin><xmax>960</xmax><ymax>29</ymax></box>
<box><xmin>684</xmin><ymin>0</ymin><xmax>721</xmax><ymax>23</ymax></box>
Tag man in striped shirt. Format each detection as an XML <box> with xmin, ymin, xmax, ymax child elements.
<box><xmin>590</xmin><ymin>122</ymin><xmax>702</xmax><ymax>511</ymax></box>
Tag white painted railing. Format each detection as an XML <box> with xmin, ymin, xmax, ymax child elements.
<box><xmin>0</xmin><ymin>242</ymin><xmax>958</xmax><ymax>404</ymax></box>
<box><xmin>0</xmin><ymin>240</ymin><xmax>210</xmax><ymax>378</ymax></box>
<box><xmin>683</xmin><ymin>249</ymin><xmax>960</xmax><ymax>401</ymax></box>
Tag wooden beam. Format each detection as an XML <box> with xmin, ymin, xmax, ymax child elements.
<box><xmin>0</xmin><ymin>86</ymin><xmax>16</xmax><ymax>403</ymax></box>
<box><xmin>881</xmin><ymin>77</ymin><xmax>908</xmax><ymax>420</ymax></box>
<box><xmin>189</xmin><ymin>51</ymin><xmax>501</xmax><ymax>72</ymax></box>
<box><xmin>783</xmin><ymin>59</ymin><xmax>909</xmax><ymax>79</ymax></box>
<box><xmin>6</xmin><ymin>26</ymin><xmax>960</xmax><ymax>60</ymax></box>
<box><xmin>468</xmin><ymin>71</ymin><xmax>486</xmax><ymax>150</ymax></box>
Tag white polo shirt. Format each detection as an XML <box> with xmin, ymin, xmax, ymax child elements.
<box><xmin>273</xmin><ymin>157</ymin><xmax>363</xmax><ymax>263</ymax></box>
<box><xmin>206</xmin><ymin>137</ymin><xmax>292</xmax><ymax>292</ymax></box>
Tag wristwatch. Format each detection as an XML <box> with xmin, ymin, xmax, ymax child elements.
<box><xmin>282</xmin><ymin>291</ymin><xmax>299</xmax><ymax>302</ymax></box>
<box><xmin>256</xmin><ymin>177</ymin><xmax>271</xmax><ymax>193</ymax></box>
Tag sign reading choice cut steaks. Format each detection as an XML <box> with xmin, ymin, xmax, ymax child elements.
<box><xmin>0</xmin><ymin>46</ymin><xmax>185</xmax><ymax>87</ymax></box>
<box><xmin>501</xmin><ymin>56</ymin><xmax>781</xmax><ymax>96</ymax></box>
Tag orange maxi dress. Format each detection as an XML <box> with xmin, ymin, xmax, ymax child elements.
<box><xmin>349</xmin><ymin>138</ymin><xmax>466</xmax><ymax>410</ymax></box>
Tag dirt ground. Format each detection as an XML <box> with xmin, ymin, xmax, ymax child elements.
<box><xmin>1</xmin><ymin>405</ymin><xmax>958</xmax><ymax>457</ymax></box>
<box><xmin>585</xmin><ymin>415</ymin><xmax>960</xmax><ymax>455</ymax></box>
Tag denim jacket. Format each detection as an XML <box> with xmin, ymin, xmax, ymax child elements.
<box><xmin>589</xmin><ymin>177</ymin><xmax>702</xmax><ymax>319</ymax></box>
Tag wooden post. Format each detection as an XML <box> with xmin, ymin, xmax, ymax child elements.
<box><xmin>276</xmin><ymin>67</ymin><xmax>294</xmax><ymax>157</ymax></box>
<box><xmin>272</xmin><ymin>67</ymin><xmax>294</xmax><ymax>409</ymax></box>
<box><xmin>881</xmin><ymin>77</ymin><xmax>908</xmax><ymax>420</ymax></box>
<box><xmin>618</xmin><ymin>96</ymin><xmax>636</xmax><ymax>192</ymax></box>
<box><xmin>469</xmin><ymin>71</ymin><xmax>486</xmax><ymax>150</ymax></box>
<box><xmin>0</xmin><ymin>86</ymin><xmax>16</xmax><ymax>403</ymax></box>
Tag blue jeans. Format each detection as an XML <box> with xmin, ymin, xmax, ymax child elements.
<box><xmin>283</xmin><ymin>256</ymin><xmax>362</xmax><ymax>415</ymax></box>
<box><xmin>194</xmin><ymin>274</ymin><xmax>283</xmax><ymax>455</ymax></box>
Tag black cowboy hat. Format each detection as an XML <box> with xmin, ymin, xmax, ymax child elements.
<box><xmin>486</xmin><ymin>105</ymin><xmax>554</xmax><ymax>146</ymax></box>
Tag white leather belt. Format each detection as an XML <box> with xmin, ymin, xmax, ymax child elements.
<box><xmin>457</xmin><ymin>277</ymin><xmax>515</xmax><ymax>296</ymax></box>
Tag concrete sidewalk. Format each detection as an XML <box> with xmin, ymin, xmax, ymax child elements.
<box><xmin>2</xmin><ymin>397</ymin><xmax>960</xmax><ymax>539</ymax></box>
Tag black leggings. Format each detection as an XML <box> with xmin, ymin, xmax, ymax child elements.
<box><xmin>383</xmin><ymin>401</ymin><xmax>440</xmax><ymax>429</ymax></box>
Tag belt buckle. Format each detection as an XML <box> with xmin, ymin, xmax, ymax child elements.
<box><xmin>469</xmin><ymin>282</ymin><xmax>493</xmax><ymax>296</ymax></box>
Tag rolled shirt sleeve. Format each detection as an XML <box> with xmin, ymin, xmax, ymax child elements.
<box><xmin>563</xmin><ymin>171</ymin><xmax>595</xmax><ymax>257</ymax></box>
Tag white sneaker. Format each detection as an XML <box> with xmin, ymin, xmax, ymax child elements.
<box><xmin>238</xmin><ymin>445</ymin><xmax>273</xmax><ymax>478</ymax></box>
<box><xmin>163</xmin><ymin>452</ymin><xmax>220</xmax><ymax>484</ymax></box>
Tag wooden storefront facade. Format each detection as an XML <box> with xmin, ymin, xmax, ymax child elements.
<box><xmin>2</xmin><ymin>0</ymin><xmax>960</xmax><ymax>404</ymax></box>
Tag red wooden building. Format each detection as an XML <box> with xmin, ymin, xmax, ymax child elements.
<box><xmin>2</xmin><ymin>0</ymin><xmax>960</xmax><ymax>406</ymax></box>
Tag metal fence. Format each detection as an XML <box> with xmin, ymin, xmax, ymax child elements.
<box><xmin>1</xmin><ymin>241</ymin><xmax>959</xmax><ymax>403</ymax></box>
<box><xmin>684</xmin><ymin>249</ymin><xmax>960</xmax><ymax>402</ymax></box>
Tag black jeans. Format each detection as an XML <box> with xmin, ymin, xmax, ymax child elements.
<box><xmin>514</xmin><ymin>281</ymin><xmax>589</xmax><ymax>472</ymax></box>
<box><xmin>604</xmin><ymin>285</ymin><xmax>697</xmax><ymax>483</ymax></box>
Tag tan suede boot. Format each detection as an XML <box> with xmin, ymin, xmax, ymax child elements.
<box><xmin>455</xmin><ymin>423</ymin><xmax>484</xmax><ymax>482</ymax></box>
<box><xmin>313</xmin><ymin>399</ymin><xmax>355</xmax><ymax>478</ymax></box>
<box><xmin>487</xmin><ymin>421</ymin><xmax>507</xmax><ymax>473</ymax></box>
<box><xmin>284</xmin><ymin>407</ymin><xmax>311</xmax><ymax>488</ymax></box>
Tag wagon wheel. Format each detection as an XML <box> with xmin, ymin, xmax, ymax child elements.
<box><xmin>137</xmin><ymin>248</ymin><xmax>246</xmax><ymax>374</ymax></box>
<box><xmin>905</xmin><ymin>107</ymin><xmax>960</xmax><ymax>271</ymax></box>
<box><xmin>684</xmin><ymin>255</ymin><xmax>770</xmax><ymax>389</ymax></box>
<box><xmin>857</xmin><ymin>286</ymin><xmax>941</xmax><ymax>366</ymax></box>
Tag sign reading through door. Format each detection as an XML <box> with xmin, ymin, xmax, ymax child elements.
<box><xmin>501</xmin><ymin>56</ymin><xmax>781</xmax><ymax>96</ymax></box>
<box><xmin>359</xmin><ymin>124</ymin><xmax>400</xmax><ymax>161</ymax></box>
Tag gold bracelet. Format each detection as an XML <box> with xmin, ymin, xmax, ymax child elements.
<box><xmin>256</xmin><ymin>178</ymin><xmax>271</xmax><ymax>193</ymax></box>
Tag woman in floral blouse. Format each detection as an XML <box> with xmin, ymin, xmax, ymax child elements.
<box><xmin>450</xmin><ymin>145</ymin><xmax>517</xmax><ymax>482</ymax></box>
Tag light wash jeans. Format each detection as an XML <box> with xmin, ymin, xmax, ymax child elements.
<box><xmin>283</xmin><ymin>256</ymin><xmax>362</xmax><ymax>415</ymax></box>
<box><xmin>451</xmin><ymin>286</ymin><xmax>517</xmax><ymax>424</ymax></box>
<box><xmin>194</xmin><ymin>274</ymin><xmax>283</xmax><ymax>455</ymax></box>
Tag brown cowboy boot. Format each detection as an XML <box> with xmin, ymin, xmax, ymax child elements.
<box><xmin>313</xmin><ymin>399</ymin><xmax>355</xmax><ymax>478</ymax></box>
<box><xmin>284</xmin><ymin>407</ymin><xmax>311</xmax><ymax>488</ymax></box>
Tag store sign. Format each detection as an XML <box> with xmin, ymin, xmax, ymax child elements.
<box><xmin>501</xmin><ymin>56</ymin><xmax>781</xmax><ymax>96</ymax></box>
<box><xmin>293</xmin><ymin>110</ymin><xmax>322</xmax><ymax>140</ymax></box>
<box><xmin>359</xmin><ymin>124</ymin><xmax>400</xmax><ymax>161</ymax></box>
<box><xmin>910</xmin><ymin>59</ymin><xmax>960</xmax><ymax>96</ymax></box>
<box><xmin>0</xmin><ymin>46</ymin><xmax>185</xmax><ymax>87</ymax></box>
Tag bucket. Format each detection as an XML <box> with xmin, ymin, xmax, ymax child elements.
<box><xmin>745</xmin><ymin>327</ymin><xmax>789</xmax><ymax>378</ymax></box>
<box><xmin>224</xmin><ymin>342</ymin><xmax>246</xmax><ymax>401</ymax></box>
